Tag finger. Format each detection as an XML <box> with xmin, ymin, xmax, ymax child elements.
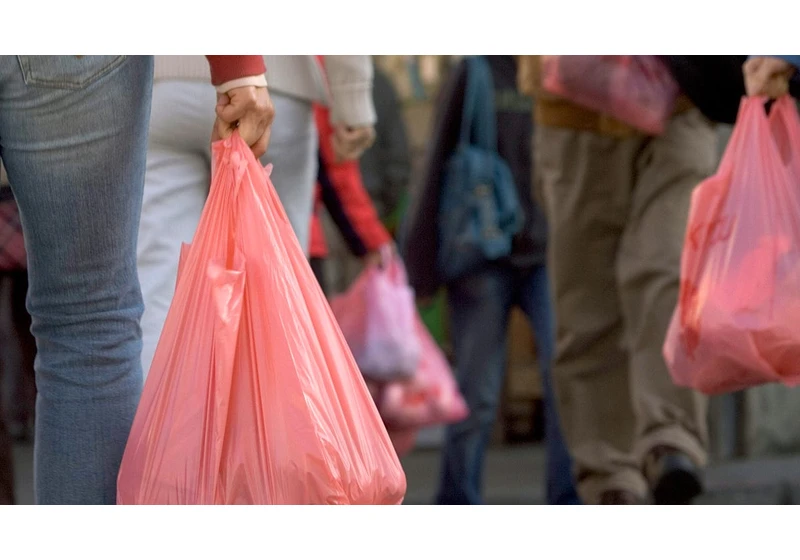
<box><xmin>237</xmin><ymin>114</ymin><xmax>269</xmax><ymax>148</ymax></box>
<box><xmin>743</xmin><ymin>57</ymin><xmax>763</xmax><ymax>75</ymax></box>
<box><xmin>331</xmin><ymin>133</ymin><xmax>348</xmax><ymax>162</ymax></box>
<box><xmin>217</xmin><ymin>103</ymin><xmax>247</xmax><ymax>126</ymax></box>
<box><xmin>765</xmin><ymin>76</ymin><xmax>790</xmax><ymax>99</ymax></box>
<box><xmin>250</xmin><ymin>129</ymin><xmax>270</xmax><ymax>159</ymax></box>
<box><xmin>744</xmin><ymin>58</ymin><xmax>766</xmax><ymax>96</ymax></box>
<box><xmin>746</xmin><ymin>66</ymin><xmax>770</xmax><ymax>96</ymax></box>
<box><xmin>216</xmin><ymin>90</ymin><xmax>254</xmax><ymax>125</ymax></box>
<box><xmin>333</xmin><ymin>125</ymin><xmax>362</xmax><ymax>146</ymax></box>
<box><xmin>763</xmin><ymin>58</ymin><xmax>793</xmax><ymax>76</ymax></box>
<box><xmin>745</xmin><ymin>78</ymin><xmax>762</xmax><ymax>97</ymax></box>
<box><xmin>333</xmin><ymin>131</ymin><xmax>362</xmax><ymax>161</ymax></box>
<box><xmin>213</xmin><ymin>117</ymin><xmax>235</xmax><ymax>141</ymax></box>
<box><xmin>216</xmin><ymin>92</ymin><xmax>231</xmax><ymax>112</ymax></box>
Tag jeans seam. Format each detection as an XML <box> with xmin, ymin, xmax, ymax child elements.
<box><xmin>17</xmin><ymin>56</ymin><xmax>128</xmax><ymax>90</ymax></box>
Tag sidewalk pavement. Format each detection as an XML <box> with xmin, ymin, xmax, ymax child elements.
<box><xmin>13</xmin><ymin>440</ymin><xmax>800</xmax><ymax>505</ymax></box>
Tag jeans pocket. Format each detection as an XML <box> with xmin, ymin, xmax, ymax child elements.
<box><xmin>17</xmin><ymin>55</ymin><xmax>127</xmax><ymax>90</ymax></box>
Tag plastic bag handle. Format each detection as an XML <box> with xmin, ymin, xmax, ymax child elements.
<box><xmin>768</xmin><ymin>95</ymin><xmax>800</xmax><ymax>169</ymax></box>
<box><xmin>377</xmin><ymin>248</ymin><xmax>410</xmax><ymax>287</ymax></box>
<box><xmin>679</xmin><ymin>96</ymin><xmax>774</xmax><ymax>284</ymax></box>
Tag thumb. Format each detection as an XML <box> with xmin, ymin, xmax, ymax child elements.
<box><xmin>216</xmin><ymin>92</ymin><xmax>231</xmax><ymax>108</ymax></box>
<box><xmin>215</xmin><ymin>93</ymin><xmax>231</xmax><ymax>117</ymax></box>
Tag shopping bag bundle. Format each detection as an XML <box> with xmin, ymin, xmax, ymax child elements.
<box><xmin>664</xmin><ymin>96</ymin><xmax>800</xmax><ymax>394</ymax></box>
<box><xmin>331</xmin><ymin>256</ymin><xmax>469</xmax><ymax>458</ymax></box>
<box><xmin>377</xmin><ymin>314</ymin><xmax>469</xmax><ymax>431</ymax></box>
<box><xmin>117</xmin><ymin>133</ymin><xmax>406</xmax><ymax>505</ymax></box>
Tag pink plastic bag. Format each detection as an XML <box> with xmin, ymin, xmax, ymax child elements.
<box><xmin>664</xmin><ymin>96</ymin><xmax>800</xmax><ymax>395</ymax></box>
<box><xmin>329</xmin><ymin>249</ymin><xmax>421</xmax><ymax>381</ymax></box>
<box><xmin>540</xmin><ymin>55</ymin><xmax>680</xmax><ymax>136</ymax></box>
<box><xmin>377</xmin><ymin>314</ymin><xmax>469</xmax><ymax>430</ymax></box>
<box><xmin>117</xmin><ymin>134</ymin><xmax>406</xmax><ymax>504</ymax></box>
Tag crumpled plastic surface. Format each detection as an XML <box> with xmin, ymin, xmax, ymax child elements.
<box><xmin>376</xmin><ymin>315</ymin><xmax>469</xmax><ymax>431</ymax></box>
<box><xmin>664</xmin><ymin>96</ymin><xmax>800</xmax><ymax>395</ymax></box>
<box><xmin>329</xmin><ymin>250</ymin><xmax>420</xmax><ymax>382</ymax></box>
<box><xmin>117</xmin><ymin>134</ymin><xmax>407</xmax><ymax>504</ymax></box>
<box><xmin>540</xmin><ymin>55</ymin><xmax>680</xmax><ymax>136</ymax></box>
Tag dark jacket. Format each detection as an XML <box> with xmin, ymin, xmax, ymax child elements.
<box><xmin>662</xmin><ymin>56</ymin><xmax>747</xmax><ymax>124</ymax></box>
<box><xmin>662</xmin><ymin>56</ymin><xmax>800</xmax><ymax>124</ymax></box>
<box><xmin>309</xmin><ymin>104</ymin><xmax>391</xmax><ymax>259</ymax></box>
<box><xmin>400</xmin><ymin>55</ymin><xmax>547</xmax><ymax>298</ymax></box>
<box><xmin>358</xmin><ymin>67</ymin><xmax>412</xmax><ymax>221</ymax></box>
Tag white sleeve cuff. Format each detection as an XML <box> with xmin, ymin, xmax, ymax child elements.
<box><xmin>215</xmin><ymin>74</ymin><xmax>268</xmax><ymax>94</ymax></box>
<box><xmin>330</xmin><ymin>84</ymin><xmax>377</xmax><ymax>127</ymax></box>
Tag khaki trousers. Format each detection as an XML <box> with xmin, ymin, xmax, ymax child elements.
<box><xmin>534</xmin><ymin>108</ymin><xmax>716</xmax><ymax>504</ymax></box>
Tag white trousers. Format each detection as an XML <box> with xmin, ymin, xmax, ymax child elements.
<box><xmin>137</xmin><ymin>81</ymin><xmax>318</xmax><ymax>377</ymax></box>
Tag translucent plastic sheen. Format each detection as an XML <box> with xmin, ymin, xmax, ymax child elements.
<box><xmin>664</xmin><ymin>96</ymin><xmax>800</xmax><ymax>395</ymax></box>
<box><xmin>117</xmin><ymin>134</ymin><xmax>407</xmax><ymax>504</ymax></box>
<box><xmin>329</xmin><ymin>251</ymin><xmax>420</xmax><ymax>382</ymax></box>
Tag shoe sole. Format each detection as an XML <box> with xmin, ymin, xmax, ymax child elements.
<box><xmin>652</xmin><ymin>468</ymin><xmax>703</xmax><ymax>505</ymax></box>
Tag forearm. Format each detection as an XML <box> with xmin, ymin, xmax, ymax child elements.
<box><xmin>324</xmin><ymin>56</ymin><xmax>377</xmax><ymax>127</ymax></box>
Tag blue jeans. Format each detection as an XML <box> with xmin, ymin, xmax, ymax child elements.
<box><xmin>436</xmin><ymin>263</ymin><xmax>580</xmax><ymax>505</ymax></box>
<box><xmin>0</xmin><ymin>56</ymin><xmax>153</xmax><ymax>503</ymax></box>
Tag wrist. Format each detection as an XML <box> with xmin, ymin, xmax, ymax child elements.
<box><xmin>216</xmin><ymin>74</ymin><xmax>268</xmax><ymax>94</ymax></box>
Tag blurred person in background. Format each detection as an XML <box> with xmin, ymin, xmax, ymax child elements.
<box><xmin>309</xmin><ymin>102</ymin><xmax>394</xmax><ymax>296</ymax></box>
<box><xmin>520</xmin><ymin>55</ymin><xmax>713</xmax><ymax>505</ymax></box>
<box><xmin>401</xmin><ymin>55</ymin><xmax>580</xmax><ymax>505</ymax></box>
<box><xmin>321</xmin><ymin>62</ymin><xmax>412</xmax><ymax>294</ymax></box>
<box><xmin>358</xmin><ymin>65</ymin><xmax>412</xmax><ymax>225</ymax></box>
<box><xmin>137</xmin><ymin>55</ymin><xmax>377</xmax><ymax>378</ymax></box>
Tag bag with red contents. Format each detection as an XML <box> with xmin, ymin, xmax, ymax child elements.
<box><xmin>664</xmin><ymin>96</ymin><xmax>800</xmax><ymax>394</ymax></box>
<box><xmin>378</xmin><ymin>315</ymin><xmax>469</xmax><ymax>430</ymax></box>
<box><xmin>540</xmin><ymin>55</ymin><xmax>680</xmax><ymax>136</ymax></box>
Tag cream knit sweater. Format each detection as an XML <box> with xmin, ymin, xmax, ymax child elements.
<box><xmin>154</xmin><ymin>55</ymin><xmax>376</xmax><ymax>126</ymax></box>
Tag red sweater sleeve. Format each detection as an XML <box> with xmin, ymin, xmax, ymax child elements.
<box><xmin>309</xmin><ymin>188</ymin><xmax>329</xmax><ymax>259</ymax></box>
<box><xmin>205</xmin><ymin>56</ymin><xmax>266</xmax><ymax>86</ymax></box>
<box><xmin>315</xmin><ymin>103</ymin><xmax>391</xmax><ymax>256</ymax></box>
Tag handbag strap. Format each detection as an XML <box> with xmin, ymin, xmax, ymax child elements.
<box><xmin>458</xmin><ymin>56</ymin><xmax>498</xmax><ymax>152</ymax></box>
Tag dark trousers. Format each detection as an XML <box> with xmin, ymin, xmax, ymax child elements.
<box><xmin>436</xmin><ymin>263</ymin><xmax>580</xmax><ymax>505</ymax></box>
<box><xmin>310</xmin><ymin>257</ymin><xmax>329</xmax><ymax>296</ymax></box>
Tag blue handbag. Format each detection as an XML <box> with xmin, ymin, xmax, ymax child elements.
<box><xmin>437</xmin><ymin>56</ymin><xmax>523</xmax><ymax>283</ymax></box>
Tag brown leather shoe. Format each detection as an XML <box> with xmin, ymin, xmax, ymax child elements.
<box><xmin>598</xmin><ymin>489</ymin><xmax>646</xmax><ymax>505</ymax></box>
<box><xmin>643</xmin><ymin>445</ymin><xmax>703</xmax><ymax>505</ymax></box>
